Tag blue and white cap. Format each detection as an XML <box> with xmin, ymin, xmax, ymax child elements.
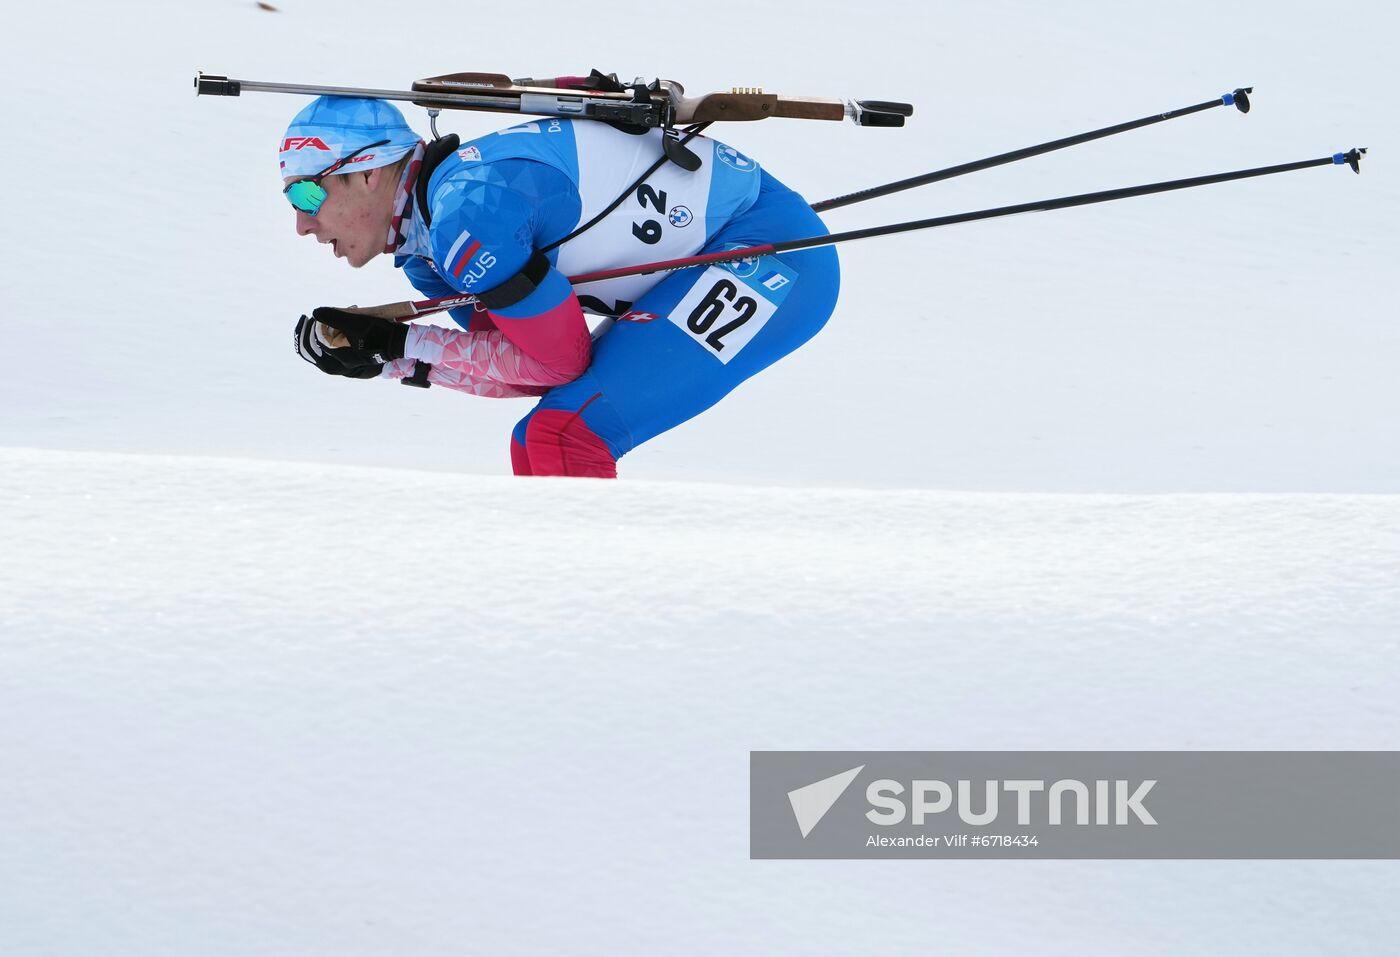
<box><xmin>279</xmin><ymin>96</ymin><xmax>422</xmax><ymax>179</ymax></box>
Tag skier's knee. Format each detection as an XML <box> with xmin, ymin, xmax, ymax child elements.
<box><xmin>523</xmin><ymin>407</ymin><xmax>617</xmax><ymax>479</ymax></box>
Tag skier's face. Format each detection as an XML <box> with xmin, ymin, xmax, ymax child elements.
<box><xmin>290</xmin><ymin>168</ymin><xmax>394</xmax><ymax>269</ymax></box>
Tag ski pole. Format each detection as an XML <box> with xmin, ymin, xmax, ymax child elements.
<box><xmin>577</xmin><ymin>147</ymin><xmax>1366</xmax><ymax>283</ymax></box>
<box><xmin>353</xmin><ymin>147</ymin><xmax>1363</xmax><ymax>321</ymax></box>
<box><xmin>811</xmin><ymin>88</ymin><xmax>1253</xmax><ymax>212</ymax></box>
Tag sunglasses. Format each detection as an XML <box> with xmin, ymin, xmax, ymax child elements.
<box><xmin>283</xmin><ymin>139</ymin><xmax>391</xmax><ymax>215</ymax></box>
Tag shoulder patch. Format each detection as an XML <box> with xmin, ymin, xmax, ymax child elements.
<box><xmin>444</xmin><ymin>231</ymin><xmax>483</xmax><ymax>278</ymax></box>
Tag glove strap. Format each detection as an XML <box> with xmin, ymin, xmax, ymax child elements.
<box><xmin>401</xmin><ymin>360</ymin><xmax>433</xmax><ymax>389</ymax></box>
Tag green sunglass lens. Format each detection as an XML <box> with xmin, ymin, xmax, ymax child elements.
<box><xmin>285</xmin><ymin>180</ymin><xmax>327</xmax><ymax>215</ymax></box>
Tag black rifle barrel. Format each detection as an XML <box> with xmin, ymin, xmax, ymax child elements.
<box><xmin>195</xmin><ymin>72</ymin><xmax>521</xmax><ymax>110</ymax></box>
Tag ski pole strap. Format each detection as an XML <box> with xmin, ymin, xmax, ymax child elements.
<box><xmin>401</xmin><ymin>361</ymin><xmax>433</xmax><ymax>388</ymax></box>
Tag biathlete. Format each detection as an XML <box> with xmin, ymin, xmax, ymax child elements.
<box><xmin>283</xmin><ymin>94</ymin><xmax>839</xmax><ymax>477</ymax></box>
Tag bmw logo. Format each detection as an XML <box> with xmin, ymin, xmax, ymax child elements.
<box><xmin>668</xmin><ymin>205</ymin><xmax>693</xmax><ymax>227</ymax></box>
<box><xmin>716</xmin><ymin>145</ymin><xmax>756</xmax><ymax>172</ymax></box>
<box><xmin>719</xmin><ymin>242</ymin><xmax>760</xmax><ymax>278</ymax></box>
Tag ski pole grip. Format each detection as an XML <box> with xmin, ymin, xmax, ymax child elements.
<box><xmin>194</xmin><ymin>73</ymin><xmax>241</xmax><ymax>97</ymax></box>
<box><xmin>342</xmin><ymin>301</ymin><xmax>421</xmax><ymax>321</ymax></box>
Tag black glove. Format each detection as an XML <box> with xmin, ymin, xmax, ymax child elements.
<box><xmin>311</xmin><ymin>307</ymin><xmax>409</xmax><ymax>364</ymax></box>
<box><xmin>294</xmin><ymin>313</ymin><xmax>384</xmax><ymax>379</ymax></box>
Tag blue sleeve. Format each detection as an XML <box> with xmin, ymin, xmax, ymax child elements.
<box><xmin>427</xmin><ymin>158</ymin><xmax>582</xmax><ymax>318</ymax></box>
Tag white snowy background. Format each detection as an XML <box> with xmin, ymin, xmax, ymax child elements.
<box><xmin>2</xmin><ymin>0</ymin><xmax>1398</xmax><ymax>954</ymax></box>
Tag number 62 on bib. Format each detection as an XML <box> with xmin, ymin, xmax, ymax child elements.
<box><xmin>667</xmin><ymin>255</ymin><xmax>799</xmax><ymax>364</ymax></box>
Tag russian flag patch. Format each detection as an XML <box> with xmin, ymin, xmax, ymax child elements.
<box><xmin>446</xmin><ymin>231</ymin><xmax>482</xmax><ymax>278</ymax></box>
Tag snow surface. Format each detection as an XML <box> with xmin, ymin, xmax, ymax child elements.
<box><xmin>4</xmin><ymin>447</ymin><xmax>1399</xmax><ymax>955</ymax></box>
<box><xmin>2</xmin><ymin>0</ymin><xmax>1399</xmax><ymax>953</ymax></box>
